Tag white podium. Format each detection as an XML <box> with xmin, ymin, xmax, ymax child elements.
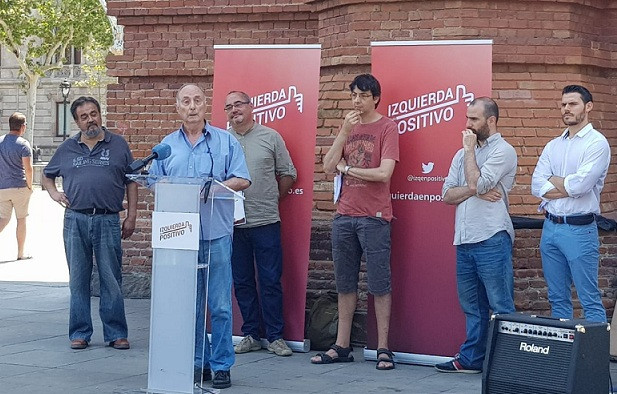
<box><xmin>128</xmin><ymin>174</ymin><xmax>243</xmax><ymax>394</ymax></box>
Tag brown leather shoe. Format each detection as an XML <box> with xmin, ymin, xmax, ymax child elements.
<box><xmin>70</xmin><ymin>339</ymin><xmax>88</xmax><ymax>349</ymax></box>
<box><xmin>109</xmin><ymin>338</ymin><xmax>130</xmax><ymax>350</ymax></box>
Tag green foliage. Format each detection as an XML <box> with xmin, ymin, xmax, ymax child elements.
<box><xmin>74</xmin><ymin>47</ymin><xmax>110</xmax><ymax>89</ymax></box>
<box><xmin>0</xmin><ymin>0</ymin><xmax>113</xmax><ymax>76</ymax></box>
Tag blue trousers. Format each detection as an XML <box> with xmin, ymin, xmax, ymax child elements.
<box><xmin>195</xmin><ymin>236</ymin><xmax>235</xmax><ymax>372</ymax></box>
<box><xmin>540</xmin><ymin>219</ymin><xmax>606</xmax><ymax>322</ymax></box>
<box><xmin>63</xmin><ymin>210</ymin><xmax>128</xmax><ymax>343</ymax></box>
<box><xmin>231</xmin><ymin>222</ymin><xmax>284</xmax><ymax>342</ymax></box>
<box><xmin>456</xmin><ymin>231</ymin><xmax>515</xmax><ymax>369</ymax></box>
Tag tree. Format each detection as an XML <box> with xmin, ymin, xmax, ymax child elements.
<box><xmin>0</xmin><ymin>0</ymin><xmax>113</xmax><ymax>144</ymax></box>
<box><xmin>74</xmin><ymin>47</ymin><xmax>115</xmax><ymax>116</ymax></box>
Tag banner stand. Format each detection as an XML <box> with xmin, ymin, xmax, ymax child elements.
<box><xmin>211</xmin><ymin>44</ymin><xmax>321</xmax><ymax>348</ymax></box>
<box><xmin>231</xmin><ymin>335</ymin><xmax>310</xmax><ymax>353</ymax></box>
<box><xmin>363</xmin><ymin>348</ymin><xmax>450</xmax><ymax>366</ymax></box>
<box><xmin>369</xmin><ymin>40</ymin><xmax>494</xmax><ymax>359</ymax></box>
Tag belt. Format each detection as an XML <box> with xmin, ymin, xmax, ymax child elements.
<box><xmin>545</xmin><ymin>212</ymin><xmax>595</xmax><ymax>226</ymax></box>
<box><xmin>71</xmin><ymin>208</ymin><xmax>119</xmax><ymax>215</ymax></box>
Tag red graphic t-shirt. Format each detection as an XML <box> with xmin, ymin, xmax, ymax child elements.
<box><xmin>337</xmin><ymin>116</ymin><xmax>399</xmax><ymax>221</ymax></box>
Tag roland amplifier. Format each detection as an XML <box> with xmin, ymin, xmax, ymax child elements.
<box><xmin>482</xmin><ymin>312</ymin><xmax>609</xmax><ymax>394</ymax></box>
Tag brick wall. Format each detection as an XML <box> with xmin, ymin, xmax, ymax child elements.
<box><xmin>107</xmin><ymin>1</ymin><xmax>617</xmax><ymax>323</ymax></box>
<box><xmin>309</xmin><ymin>223</ymin><xmax>617</xmax><ymax>319</ymax></box>
<box><xmin>105</xmin><ymin>1</ymin><xmax>319</xmax><ymax>294</ymax></box>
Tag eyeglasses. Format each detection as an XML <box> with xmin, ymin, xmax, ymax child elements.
<box><xmin>351</xmin><ymin>92</ymin><xmax>373</xmax><ymax>100</ymax></box>
<box><xmin>224</xmin><ymin>101</ymin><xmax>250</xmax><ymax>112</ymax></box>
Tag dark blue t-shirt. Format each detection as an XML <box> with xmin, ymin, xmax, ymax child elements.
<box><xmin>43</xmin><ymin>129</ymin><xmax>134</xmax><ymax>212</ymax></box>
<box><xmin>0</xmin><ymin>133</ymin><xmax>32</xmax><ymax>189</ymax></box>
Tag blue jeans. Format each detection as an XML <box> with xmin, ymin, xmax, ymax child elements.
<box><xmin>232</xmin><ymin>223</ymin><xmax>284</xmax><ymax>342</ymax></box>
<box><xmin>540</xmin><ymin>219</ymin><xmax>606</xmax><ymax>322</ymax></box>
<box><xmin>63</xmin><ymin>210</ymin><xmax>128</xmax><ymax>342</ymax></box>
<box><xmin>456</xmin><ymin>230</ymin><xmax>515</xmax><ymax>369</ymax></box>
<box><xmin>195</xmin><ymin>235</ymin><xmax>235</xmax><ymax>372</ymax></box>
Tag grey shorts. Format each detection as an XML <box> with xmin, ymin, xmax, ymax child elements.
<box><xmin>331</xmin><ymin>214</ymin><xmax>392</xmax><ymax>296</ymax></box>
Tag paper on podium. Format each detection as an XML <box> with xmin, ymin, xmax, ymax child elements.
<box><xmin>333</xmin><ymin>172</ymin><xmax>342</xmax><ymax>203</ymax></box>
<box><xmin>209</xmin><ymin>179</ymin><xmax>245</xmax><ymax>200</ymax></box>
<box><xmin>234</xmin><ymin>191</ymin><xmax>246</xmax><ymax>225</ymax></box>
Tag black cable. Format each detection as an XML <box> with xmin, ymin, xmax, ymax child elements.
<box><xmin>199</xmin><ymin>128</ymin><xmax>214</xmax><ymax>240</ymax></box>
<box><xmin>203</xmin><ymin>129</ymin><xmax>214</xmax><ymax>178</ymax></box>
<box><xmin>200</xmin><ymin>128</ymin><xmax>214</xmax><ymax>198</ymax></box>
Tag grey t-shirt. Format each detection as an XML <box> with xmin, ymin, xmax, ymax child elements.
<box><xmin>43</xmin><ymin>129</ymin><xmax>133</xmax><ymax>212</ymax></box>
<box><xmin>229</xmin><ymin>123</ymin><xmax>296</xmax><ymax>228</ymax></box>
<box><xmin>0</xmin><ymin>133</ymin><xmax>32</xmax><ymax>189</ymax></box>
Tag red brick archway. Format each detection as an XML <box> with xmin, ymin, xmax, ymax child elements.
<box><xmin>106</xmin><ymin>1</ymin><xmax>617</xmax><ymax>332</ymax></box>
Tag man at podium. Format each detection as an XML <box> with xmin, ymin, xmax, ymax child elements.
<box><xmin>149</xmin><ymin>84</ymin><xmax>250</xmax><ymax>390</ymax></box>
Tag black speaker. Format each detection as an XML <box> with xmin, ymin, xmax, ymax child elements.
<box><xmin>482</xmin><ymin>312</ymin><xmax>609</xmax><ymax>394</ymax></box>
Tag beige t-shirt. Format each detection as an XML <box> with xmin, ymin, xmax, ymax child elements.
<box><xmin>228</xmin><ymin>123</ymin><xmax>297</xmax><ymax>228</ymax></box>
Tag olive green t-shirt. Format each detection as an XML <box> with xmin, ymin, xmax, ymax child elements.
<box><xmin>228</xmin><ymin>123</ymin><xmax>296</xmax><ymax>228</ymax></box>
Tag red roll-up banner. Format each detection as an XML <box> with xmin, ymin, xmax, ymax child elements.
<box><xmin>211</xmin><ymin>45</ymin><xmax>321</xmax><ymax>345</ymax></box>
<box><xmin>369</xmin><ymin>40</ymin><xmax>493</xmax><ymax>360</ymax></box>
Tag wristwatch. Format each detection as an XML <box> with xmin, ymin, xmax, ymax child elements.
<box><xmin>344</xmin><ymin>165</ymin><xmax>352</xmax><ymax>175</ymax></box>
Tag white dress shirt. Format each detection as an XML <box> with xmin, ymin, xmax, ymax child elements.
<box><xmin>531</xmin><ymin>123</ymin><xmax>610</xmax><ymax>216</ymax></box>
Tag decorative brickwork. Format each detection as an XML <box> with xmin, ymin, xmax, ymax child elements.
<box><xmin>107</xmin><ymin>1</ymin><xmax>617</xmax><ymax>325</ymax></box>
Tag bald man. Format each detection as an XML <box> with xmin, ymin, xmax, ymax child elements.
<box><xmin>149</xmin><ymin>84</ymin><xmax>251</xmax><ymax>389</ymax></box>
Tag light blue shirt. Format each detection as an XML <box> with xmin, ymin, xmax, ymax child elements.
<box><xmin>149</xmin><ymin>123</ymin><xmax>251</xmax><ymax>240</ymax></box>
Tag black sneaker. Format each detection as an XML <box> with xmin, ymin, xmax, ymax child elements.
<box><xmin>193</xmin><ymin>367</ymin><xmax>212</xmax><ymax>383</ymax></box>
<box><xmin>434</xmin><ymin>355</ymin><xmax>481</xmax><ymax>374</ymax></box>
<box><xmin>212</xmin><ymin>370</ymin><xmax>231</xmax><ymax>389</ymax></box>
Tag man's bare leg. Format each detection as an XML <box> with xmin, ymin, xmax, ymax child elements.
<box><xmin>310</xmin><ymin>292</ymin><xmax>356</xmax><ymax>362</ymax></box>
<box><xmin>374</xmin><ymin>292</ymin><xmax>393</xmax><ymax>369</ymax></box>
<box><xmin>16</xmin><ymin>217</ymin><xmax>27</xmax><ymax>259</ymax></box>
<box><xmin>0</xmin><ymin>217</ymin><xmax>9</xmax><ymax>233</ymax></box>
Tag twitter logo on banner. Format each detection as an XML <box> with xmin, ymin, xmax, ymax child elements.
<box><xmin>421</xmin><ymin>162</ymin><xmax>434</xmax><ymax>174</ymax></box>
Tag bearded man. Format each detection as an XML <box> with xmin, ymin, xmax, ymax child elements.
<box><xmin>437</xmin><ymin>97</ymin><xmax>517</xmax><ymax>373</ymax></box>
<box><xmin>531</xmin><ymin>85</ymin><xmax>610</xmax><ymax>323</ymax></box>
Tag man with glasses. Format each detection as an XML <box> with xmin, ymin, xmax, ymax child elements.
<box><xmin>0</xmin><ymin>112</ymin><xmax>33</xmax><ymax>261</ymax></box>
<box><xmin>310</xmin><ymin>74</ymin><xmax>399</xmax><ymax>371</ymax></box>
<box><xmin>225</xmin><ymin>91</ymin><xmax>297</xmax><ymax>357</ymax></box>
<box><xmin>149</xmin><ymin>84</ymin><xmax>251</xmax><ymax>389</ymax></box>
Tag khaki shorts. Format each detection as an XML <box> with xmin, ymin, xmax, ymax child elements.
<box><xmin>0</xmin><ymin>187</ymin><xmax>33</xmax><ymax>219</ymax></box>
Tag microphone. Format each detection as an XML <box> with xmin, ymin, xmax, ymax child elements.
<box><xmin>127</xmin><ymin>143</ymin><xmax>171</xmax><ymax>174</ymax></box>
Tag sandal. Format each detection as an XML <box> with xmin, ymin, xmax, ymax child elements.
<box><xmin>310</xmin><ymin>344</ymin><xmax>354</xmax><ymax>364</ymax></box>
<box><xmin>376</xmin><ymin>348</ymin><xmax>395</xmax><ymax>370</ymax></box>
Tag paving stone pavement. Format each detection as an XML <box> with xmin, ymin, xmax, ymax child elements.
<box><xmin>1</xmin><ymin>189</ymin><xmax>616</xmax><ymax>393</ymax></box>
<box><xmin>0</xmin><ymin>282</ymin><xmax>485</xmax><ymax>394</ymax></box>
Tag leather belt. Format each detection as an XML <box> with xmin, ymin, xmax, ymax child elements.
<box><xmin>71</xmin><ymin>208</ymin><xmax>119</xmax><ymax>215</ymax></box>
<box><xmin>545</xmin><ymin>212</ymin><xmax>595</xmax><ymax>226</ymax></box>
